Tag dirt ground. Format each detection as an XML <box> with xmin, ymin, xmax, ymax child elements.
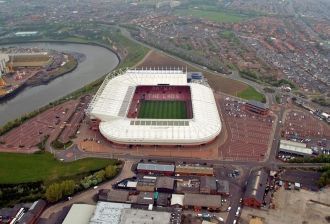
<box><xmin>240</xmin><ymin>187</ymin><xmax>330</xmax><ymax>224</ymax></box>
<box><xmin>137</xmin><ymin>51</ymin><xmax>248</xmax><ymax>95</ymax></box>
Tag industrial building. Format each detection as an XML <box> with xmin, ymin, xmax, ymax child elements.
<box><xmin>89</xmin><ymin>202</ymin><xmax>132</xmax><ymax>224</ymax></box>
<box><xmin>279</xmin><ymin>140</ymin><xmax>313</xmax><ymax>157</ymax></box>
<box><xmin>199</xmin><ymin>176</ymin><xmax>217</xmax><ymax>194</ymax></box>
<box><xmin>175</xmin><ymin>165</ymin><xmax>214</xmax><ymax>176</ymax></box>
<box><xmin>155</xmin><ymin>176</ymin><xmax>175</xmax><ymax>193</ymax></box>
<box><xmin>243</xmin><ymin>169</ymin><xmax>269</xmax><ymax>208</ymax></box>
<box><xmin>245</xmin><ymin>100</ymin><xmax>269</xmax><ymax>115</ymax></box>
<box><xmin>62</xmin><ymin>204</ymin><xmax>96</xmax><ymax>224</ymax></box>
<box><xmin>183</xmin><ymin>193</ymin><xmax>222</xmax><ymax>210</ymax></box>
<box><xmin>88</xmin><ymin>69</ymin><xmax>221</xmax><ymax>145</ymax></box>
<box><xmin>120</xmin><ymin>208</ymin><xmax>172</xmax><ymax>224</ymax></box>
<box><xmin>137</xmin><ymin>163</ymin><xmax>175</xmax><ymax>176</ymax></box>
<box><xmin>217</xmin><ymin>180</ymin><xmax>230</xmax><ymax>196</ymax></box>
<box><xmin>170</xmin><ymin>194</ymin><xmax>184</xmax><ymax>207</ymax></box>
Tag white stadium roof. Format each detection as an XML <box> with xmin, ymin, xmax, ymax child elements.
<box><xmin>88</xmin><ymin>69</ymin><xmax>221</xmax><ymax>145</ymax></box>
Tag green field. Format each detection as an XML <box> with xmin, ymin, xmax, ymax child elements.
<box><xmin>237</xmin><ymin>86</ymin><xmax>266</xmax><ymax>102</ymax></box>
<box><xmin>175</xmin><ymin>9</ymin><xmax>247</xmax><ymax>23</ymax></box>
<box><xmin>0</xmin><ymin>152</ymin><xmax>118</xmax><ymax>184</ymax></box>
<box><xmin>138</xmin><ymin>100</ymin><xmax>187</xmax><ymax>119</ymax></box>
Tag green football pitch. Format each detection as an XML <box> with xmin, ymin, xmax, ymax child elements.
<box><xmin>138</xmin><ymin>100</ymin><xmax>187</xmax><ymax>119</ymax></box>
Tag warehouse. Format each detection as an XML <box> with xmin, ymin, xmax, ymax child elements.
<box><xmin>183</xmin><ymin>193</ymin><xmax>221</xmax><ymax>210</ymax></box>
<box><xmin>62</xmin><ymin>204</ymin><xmax>97</xmax><ymax>224</ymax></box>
<box><xmin>156</xmin><ymin>176</ymin><xmax>175</xmax><ymax>193</ymax></box>
<box><xmin>279</xmin><ymin>140</ymin><xmax>313</xmax><ymax>157</ymax></box>
<box><xmin>137</xmin><ymin>163</ymin><xmax>175</xmax><ymax>176</ymax></box>
<box><xmin>243</xmin><ymin>169</ymin><xmax>269</xmax><ymax>208</ymax></box>
<box><xmin>199</xmin><ymin>176</ymin><xmax>217</xmax><ymax>194</ymax></box>
<box><xmin>175</xmin><ymin>165</ymin><xmax>214</xmax><ymax>176</ymax></box>
<box><xmin>120</xmin><ymin>208</ymin><xmax>171</xmax><ymax>224</ymax></box>
<box><xmin>217</xmin><ymin>180</ymin><xmax>230</xmax><ymax>196</ymax></box>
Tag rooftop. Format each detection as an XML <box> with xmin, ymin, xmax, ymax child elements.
<box><xmin>244</xmin><ymin>169</ymin><xmax>268</xmax><ymax>203</ymax></box>
<box><xmin>279</xmin><ymin>140</ymin><xmax>312</xmax><ymax>155</ymax></box>
<box><xmin>89</xmin><ymin>202</ymin><xmax>131</xmax><ymax>224</ymax></box>
<box><xmin>108</xmin><ymin>190</ymin><xmax>129</xmax><ymax>203</ymax></box>
<box><xmin>120</xmin><ymin>208</ymin><xmax>172</xmax><ymax>224</ymax></box>
<box><xmin>183</xmin><ymin>193</ymin><xmax>221</xmax><ymax>208</ymax></box>
<box><xmin>156</xmin><ymin>176</ymin><xmax>175</xmax><ymax>190</ymax></box>
<box><xmin>176</xmin><ymin>165</ymin><xmax>214</xmax><ymax>175</ymax></box>
<box><xmin>62</xmin><ymin>204</ymin><xmax>96</xmax><ymax>224</ymax></box>
<box><xmin>137</xmin><ymin>163</ymin><xmax>175</xmax><ymax>172</ymax></box>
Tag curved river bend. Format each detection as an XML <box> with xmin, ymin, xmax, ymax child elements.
<box><xmin>0</xmin><ymin>42</ymin><xmax>119</xmax><ymax>126</ymax></box>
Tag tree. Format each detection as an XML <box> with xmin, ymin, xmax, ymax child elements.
<box><xmin>105</xmin><ymin>165</ymin><xmax>117</xmax><ymax>179</ymax></box>
<box><xmin>61</xmin><ymin>180</ymin><xmax>75</xmax><ymax>196</ymax></box>
<box><xmin>95</xmin><ymin>170</ymin><xmax>106</xmax><ymax>183</ymax></box>
<box><xmin>45</xmin><ymin>183</ymin><xmax>63</xmax><ymax>202</ymax></box>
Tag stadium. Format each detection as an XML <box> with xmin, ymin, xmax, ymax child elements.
<box><xmin>88</xmin><ymin>68</ymin><xmax>221</xmax><ymax>146</ymax></box>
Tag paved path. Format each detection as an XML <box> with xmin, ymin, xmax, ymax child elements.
<box><xmin>40</xmin><ymin>160</ymin><xmax>135</xmax><ymax>219</ymax></box>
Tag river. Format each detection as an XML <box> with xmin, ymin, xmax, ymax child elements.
<box><xmin>0</xmin><ymin>42</ymin><xmax>119</xmax><ymax>126</ymax></box>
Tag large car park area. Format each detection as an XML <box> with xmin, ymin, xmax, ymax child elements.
<box><xmin>218</xmin><ymin>95</ymin><xmax>275</xmax><ymax>161</ymax></box>
<box><xmin>282</xmin><ymin>110</ymin><xmax>330</xmax><ymax>156</ymax></box>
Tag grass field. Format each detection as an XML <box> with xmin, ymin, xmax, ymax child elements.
<box><xmin>237</xmin><ymin>86</ymin><xmax>266</xmax><ymax>102</ymax></box>
<box><xmin>175</xmin><ymin>9</ymin><xmax>247</xmax><ymax>23</ymax></box>
<box><xmin>138</xmin><ymin>100</ymin><xmax>187</xmax><ymax>119</ymax></box>
<box><xmin>0</xmin><ymin>152</ymin><xmax>118</xmax><ymax>184</ymax></box>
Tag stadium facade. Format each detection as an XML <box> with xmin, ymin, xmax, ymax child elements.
<box><xmin>88</xmin><ymin>69</ymin><xmax>221</xmax><ymax>146</ymax></box>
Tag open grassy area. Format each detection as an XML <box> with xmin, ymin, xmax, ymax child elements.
<box><xmin>0</xmin><ymin>152</ymin><xmax>118</xmax><ymax>184</ymax></box>
<box><xmin>237</xmin><ymin>86</ymin><xmax>266</xmax><ymax>102</ymax></box>
<box><xmin>138</xmin><ymin>100</ymin><xmax>187</xmax><ymax>119</ymax></box>
<box><xmin>175</xmin><ymin>9</ymin><xmax>247</xmax><ymax>23</ymax></box>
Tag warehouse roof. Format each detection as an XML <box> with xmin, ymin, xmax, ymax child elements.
<box><xmin>89</xmin><ymin>69</ymin><xmax>221</xmax><ymax>145</ymax></box>
<box><xmin>176</xmin><ymin>165</ymin><xmax>214</xmax><ymax>175</ymax></box>
<box><xmin>120</xmin><ymin>208</ymin><xmax>171</xmax><ymax>224</ymax></box>
<box><xmin>108</xmin><ymin>190</ymin><xmax>129</xmax><ymax>203</ymax></box>
<box><xmin>136</xmin><ymin>192</ymin><xmax>154</xmax><ymax>205</ymax></box>
<box><xmin>183</xmin><ymin>193</ymin><xmax>221</xmax><ymax>208</ymax></box>
<box><xmin>137</xmin><ymin>163</ymin><xmax>175</xmax><ymax>172</ymax></box>
<box><xmin>62</xmin><ymin>204</ymin><xmax>96</xmax><ymax>224</ymax></box>
<box><xmin>279</xmin><ymin>140</ymin><xmax>312</xmax><ymax>156</ymax></box>
<box><xmin>171</xmin><ymin>194</ymin><xmax>184</xmax><ymax>206</ymax></box>
<box><xmin>89</xmin><ymin>202</ymin><xmax>131</xmax><ymax>224</ymax></box>
<box><xmin>244</xmin><ymin>169</ymin><xmax>268</xmax><ymax>203</ymax></box>
<box><xmin>217</xmin><ymin>180</ymin><xmax>230</xmax><ymax>194</ymax></box>
<box><xmin>156</xmin><ymin>176</ymin><xmax>175</xmax><ymax>190</ymax></box>
<box><xmin>200</xmin><ymin>176</ymin><xmax>217</xmax><ymax>191</ymax></box>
